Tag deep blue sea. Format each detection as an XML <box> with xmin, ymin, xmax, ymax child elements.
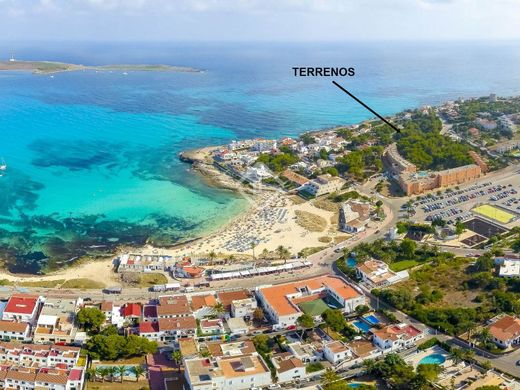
<box><xmin>0</xmin><ymin>41</ymin><xmax>519</xmax><ymax>272</ymax></box>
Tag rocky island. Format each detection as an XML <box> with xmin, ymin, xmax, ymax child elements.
<box><xmin>0</xmin><ymin>59</ymin><xmax>201</xmax><ymax>74</ymax></box>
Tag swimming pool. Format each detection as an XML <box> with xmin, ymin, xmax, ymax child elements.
<box><xmin>353</xmin><ymin>321</ymin><xmax>371</xmax><ymax>333</ymax></box>
<box><xmin>364</xmin><ymin>315</ymin><xmax>380</xmax><ymax>325</ymax></box>
<box><xmin>346</xmin><ymin>258</ymin><xmax>357</xmax><ymax>267</ymax></box>
<box><xmin>419</xmin><ymin>353</ymin><xmax>446</xmax><ymax>365</ymax></box>
<box><xmin>348</xmin><ymin>384</ymin><xmax>361</xmax><ymax>389</ymax></box>
<box><xmin>96</xmin><ymin>365</ymin><xmax>139</xmax><ymax>378</ymax></box>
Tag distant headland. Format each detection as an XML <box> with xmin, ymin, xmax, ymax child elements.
<box><xmin>0</xmin><ymin>59</ymin><xmax>201</xmax><ymax>74</ymax></box>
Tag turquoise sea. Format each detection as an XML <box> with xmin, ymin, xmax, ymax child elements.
<box><xmin>0</xmin><ymin>41</ymin><xmax>519</xmax><ymax>273</ymax></box>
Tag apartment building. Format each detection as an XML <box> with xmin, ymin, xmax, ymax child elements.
<box><xmin>33</xmin><ymin>298</ymin><xmax>81</xmax><ymax>345</ymax></box>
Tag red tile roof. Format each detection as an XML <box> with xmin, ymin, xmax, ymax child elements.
<box><xmin>68</xmin><ymin>368</ymin><xmax>83</xmax><ymax>381</ymax></box>
<box><xmin>139</xmin><ymin>321</ymin><xmax>160</xmax><ymax>334</ymax></box>
<box><xmin>121</xmin><ymin>303</ymin><xmax>141</xmax><ymax>318</ymax></box>
<box><xmin>4</xmin><ymin>295</ymin><xmax>39</xmax><ymax>315</ymax></box>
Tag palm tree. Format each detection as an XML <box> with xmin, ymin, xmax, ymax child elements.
<box><xmin>96</xmin><ymin>367</ymin><xmax>109</xmax><ymax>383</ymax></box>
<box><xmin>322</xmin><ymin>367</ymin><xmax>340</xmax><ymax>386</ymax></box>
<box><xmin>208</xmin><ymin>251</ymin><xmax>217</xmax><ymax>266</ymax></box>
<box><xmin>276</xmin><ymin>245</ymin><xmax>291</xmax><ymax>264</ymax></box>
<box><xmin>172</xmin><ymin>350</ymin><xmax>183</xmax><ymax>372</ymax></box>
<box><xmin>212</xmin><ymin>302</ymin><xmax>225</xmax><ymax>317</ymax></box>
<box><xmin>261</xmin><ymin>248</ymin><xmax>269</xmax><ymax>259</ymax></box>
<box><xmin>86</xmin><ymin>367</ymin><xmax>97</xmax><ymax>382</ymax></box>
<box><xmin>116</xmin><ymin>365</ymin><xmax>127</xmax><ymax>383</ymax></box>
<box><xmin>227</xmin><ymin>254</ymin><xmax>235</xmax><ymax>264</ymax></box>
<box><xmin>130</xmin><ymin>365</ymin><xmax>145</xmax><ymax>383</ymax></box>
<box><xmin>107</xmin><ymin>366</ymin><xmax>118</xmax><ymax>382</ymax></box>
<box><xmin>250</xmin><ymin>241</ymin><xmax>257</xmax><ymax>260</ymax></box>
<box><xmin>449</xmin><ymin>347</ymin><xmax>465</xmax><ymax>364</ymax></box>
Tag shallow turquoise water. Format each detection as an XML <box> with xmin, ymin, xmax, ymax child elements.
<box><xmin>0</xmin><ymin>41</ymin><xmax>519</xmax><ymax>272</ymax></box>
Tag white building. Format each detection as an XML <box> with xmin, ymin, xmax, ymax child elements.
<box><xmin>339</xmin><ymin>201</ymin><xmax>371</xmax><ymax>233</ymax></box>
<box><xmin>226</xmin><ymin>317</ymin><xmax>249</xmax><ymax>336</ymax></box>
<box><xmin>256</xmin><ymin>275</ymin><xmax>365</xmax><ymax>330</ymax></box>
<box><xmin>184</xmin><ymin>353</ymin><xmax>272</xmax><ymax>390</ymax></box>
<box><xmin>323</xmin><ymin>341</ymin><xmax>352</xmax><ymax>364</ymax></box>
<box><xmin>231</xmin><ymin>298</ymin><xmax>257</xmax><ymax>319</ymax></box>
<box><xmin>0</xmin><ymin>321</ymin><xmax>31</xmax><ymax>342</ymax></box>
<box><xmin>272</xmin><ymin>354</ymin><xmax>305</xmax><ymax>384</ymax></box>
<box><xmin>33</xmin><ymin>298</ymin><xmax>81</xmax><ymax>345</ymax></box>
<box><xmin>299</xmin><ymin>174</ymin><xmax>345</xmax><ymax>197</ymax></box>
<box><xmin>372</xmin><ymin>323</ymin><xmax>424</xmax><ymax>352</ymax></box>
<box><xmin>251</xmin><ymin>139</ymin><xmax>277</xmax><ymax>152</ymax></box>
<box><xmin>497</xmin><ymin>258</ymin><xmax>520</xmax><ymax>278</ymax></box>
<box><xmin>487</xmin><ymin>315</ymin><xmax>520</xmax><ymax>348</ymax></box>
<box><xmin>356</xmin><ymin>260</ymin><xmax>409</xmax><ymax>287</ymax></box>
<box><xmin>2</xmin><ymin>295</ymin><xmax>42</xmax><ymax>325</ymax></box>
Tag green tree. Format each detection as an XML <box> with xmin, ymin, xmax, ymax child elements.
<box><xmin>107</xmin><ymin>366</ymin><xmax>117</xmax><ymax>382</ymax></box>
<box><xmin>297</xmin><ymin>313</ymin><xmax>314</xmax><ymax>338</ymax></box>
<box><xmin>322</xmin><ymin>309</ymin><xmax>347</xmax><ymax>333</ymax></box>
<box><xmin>172</xmin><ymin>350</ymin><xmax>183</xmax><ymax>372</ymax></box>
<box><xmin>276</xmin><ymin>245</ymin><xmax>291</xmax><ymax>263</ymax></box>
<box><xmin>416</xmin><ymin>363</ymin><xmax>442</xmax><ymax>381</ymax></box>
<box><xmin>252</xmin><ymin>334</ymin><xmax>271</xmax><ymax>354</ymax></box>
<box><xmin>212</xmin><ymin>302</ymin><xmax>225</xmax><ymax>317</ymax></box>
<box><xmin>77</xmin><ymin>307</ymin><xmax>106</xmax><ymax>333</ymax></box>
<box><xmin>253</xmin><ymin>307</ymin><xmax>265</xmax><ymax>322</ymax></box>
<box><xmin>322</xmin><ymin>367</ymin><xmax>340</xmax><ymax>386</ymax></box>
<box><xmin>116</xmin><ymin>365</ymin><xmax>127</xmax><ymax>383</ymax></box>
<box><xmin>86</xmin><ymin>367</ymin><xmax>97</xmax><ymax>382</ymax></box>
<box><xmin>399</xmin><ymin>238</ymin><xmax>417</xmax><ymax>259</ymax></box>
<box><xmin>455</xmin><ymin>220</ymin><xmax>466</xmax><ymax>235</ymax></box>
<box><xmin>130</xmin><ymin>365</ymin><xmax>145</xmax><ymax>383</ymax></box>
<box><xmin>355</xmin><ymin>305</ymin><xmax>370</xmax><ymax>316</ymax></box>
<box><xmin>207</xmin><ymin>250</ymin><xmax>217</xmax><ymax>266</ymax></box>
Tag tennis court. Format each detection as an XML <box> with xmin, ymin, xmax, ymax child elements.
<box><xmin>473</xmin><ymin>204</ymin><xmax>515</xmax><ymax>224</ymax></box>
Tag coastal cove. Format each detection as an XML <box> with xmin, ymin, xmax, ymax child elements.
<box><xmin>1</xmin><ymin>41</ymin><xmax>520</xmax><ymax>274</ymax></box>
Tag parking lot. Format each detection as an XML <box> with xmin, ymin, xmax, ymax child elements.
<box><xmin>407</xmin><ymin>170</ymin><xmax>520</xmax><ymax>227</ymax></box>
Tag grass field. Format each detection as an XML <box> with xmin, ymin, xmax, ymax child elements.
<box><xmin>389</xmin><ymin>260</ymin><xmax>419</xmax><ymax>272</ymax></box>
<box><xmin>473</xmin><ymin>204</ymin><xmax>515</xmax><ymax>224</ymax></box>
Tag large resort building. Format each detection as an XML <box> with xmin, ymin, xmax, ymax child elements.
<box><xmin>384</xmin><ymin>143</ymin><xmax>485</xmax><ymax>196</ymax></box>
<box><xmin>256</xmin><ymin>276</ymin><xmax>365</xmax><ymax>330</ymax></box>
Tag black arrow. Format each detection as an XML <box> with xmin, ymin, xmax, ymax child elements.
<box><xmin>332</xmin><ymin>80</ymin><xmax>400</xmax><ymax>133</ymax></box>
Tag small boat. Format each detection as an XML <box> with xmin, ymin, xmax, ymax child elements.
<box><xmin>0</xmin><ymin>158</ymin><xmax>6</xmax><ymax>171</ymax></box>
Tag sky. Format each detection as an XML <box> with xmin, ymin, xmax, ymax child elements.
<box><xmin>0</xmin><ymin>0</ymin><xmax>519</xmax><ymax>42</ymax></box>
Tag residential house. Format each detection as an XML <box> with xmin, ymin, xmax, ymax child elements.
<box><xmin>226</xmin><ymin>317</ymin><xmax>249</xmax><ymax>336</ymax></box>
<box><xmin>356</xmin><ymin>260</ymin><xmax>409</xmax><ymax>287</ymax></box>
<box><xmin>184</xmin><ymin>353</ymin><xmax>272</xmax><ymax>390</ymax></box>
<box><xmin>323</xmin><ymin>341</ymin><xmax>352</xmax><ymax>364</ymax></box>
<box><xmin>272</xmin><ymin>353</ymin><xmax>305</xmax><ymax>383</ymax></box>
<box><xmin>139</xmin><ymin>316</ymin><xmax>197</xmax><ymax>343</ymax></box>
<box><xmin>191</xmin><ymin>294</ymin><xmax>218</xmax><ymax>319</ymax></box>
<box><xmin>0</xmin><ymin>321</ymin><xmax>31</xmax><ymax>342</ymax></box>
<box><xmin>200</xmin><ymin>319</ymin><xmax>224</xmax><ymax>335</ymax></box>
<box><xmin>230</xmin><ymin>298</ymin><xmax>257</xmax><ymax>320</ymax></box>
<box><xmin>487</xmin><ymin>315</ymin><xmax>520</xmax><ymax>348</ymax></box>
<box><xmin>339</xmin><ymin>200</ymin><xmax>372</xmax><ymax>233</ymax></box>
<box><xmin>372</xmin><ymin>323</ymin><xmax>423</xmax><ymax>352</ymax></box>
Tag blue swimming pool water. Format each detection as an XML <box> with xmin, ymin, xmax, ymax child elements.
<box><xmin>364</xmin><ymin>315</ymin><xmax>380</xmax><ymax>324</ymax></box>
<box><xmin>346</xmin><ymin>258</ymin><xmax>357</xmax><ymax>267</ymax></box>
<box><xmin>353</xmin><ymin>321</ymin><xmax>371</xmax><ymax>333</ymax></box>
<box><xmin>419</xmin><ymin>353</ymin><xmax>446</xmax><ymax>365</ymax></box>
<box><xmin>348</xmin><ymin>384</ymin><xmax>361</xmax><ymax>389</ymax></box>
